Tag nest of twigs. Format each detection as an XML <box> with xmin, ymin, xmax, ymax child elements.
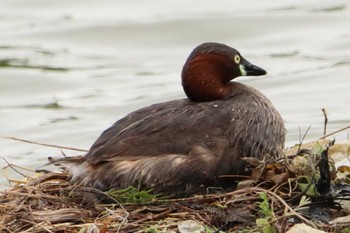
<box><xmin>2</xmin><ymin>139</ymin><xmax>350</xmax><ymax>233</ymax></box>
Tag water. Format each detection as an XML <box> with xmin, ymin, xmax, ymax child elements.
<box><xmin>1</xmin><ymin>0</ymin><xmax>350</xmax><ymax>189</ymax></box>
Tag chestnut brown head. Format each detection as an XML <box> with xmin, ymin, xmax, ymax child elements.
<box><xmin>181</xmin><ymin>42</ymin><xmax>266</xmax><ymax>102</ymax></box>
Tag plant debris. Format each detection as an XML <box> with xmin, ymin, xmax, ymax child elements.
<box><xmin>2</xmin><ymin>139</ymin><xmax>350</xmax><ymax>232</ymax></box>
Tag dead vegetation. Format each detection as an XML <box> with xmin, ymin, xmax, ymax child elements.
<box><xmin>1</xmin><ymin>138</ymin><xmax>350</xmax><ymax>233</ymax></box>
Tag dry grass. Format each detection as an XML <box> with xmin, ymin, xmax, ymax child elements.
<box><xmin>1</xmin><ymin>139</ymin><xmax>350</xmax><ymax>233</ymax></box>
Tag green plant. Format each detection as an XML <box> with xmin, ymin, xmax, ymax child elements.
<box><xmin>258</xmin><ymin>192</ymin><xmax>274</xmax><ymax>218</ymax></box>
<box><xmin>105</xmin><ymin>186</ymin><xmax>162</xmax><ymax>204</ymax></box>
<box><xmin>204</xmin><ymin>225</ymin><xmax>225</xmax><ymax>233</ymax></box>
<box><xmin>256</xmin><ymin>192</ymin><xmax>277</xmax><ymax>233</ymax></box>
<box><xmin>295</xmin><ymin>195</ymin><xmax>311</xmax><ymax>211</ymax></box>
<box><xmin>255</xmin><ymin>218</ymin><xmax>276</xmax><ymax>233</ymax></box>
<box><xmin>144</xmin><ymin>224</ymin><xmax>169</xmax><ymax>233</ymax></box>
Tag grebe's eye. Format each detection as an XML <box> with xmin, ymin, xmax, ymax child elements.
<box><xmin>234</xmin><ymin>55</ymin><xmax>240</xmax><ymax>64</ymax></box>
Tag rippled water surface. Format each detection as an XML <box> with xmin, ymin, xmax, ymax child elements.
<box><xmin>1</xmin><ymin>0</ymin><xmax>350</xmax><ymax>188</ymax></box>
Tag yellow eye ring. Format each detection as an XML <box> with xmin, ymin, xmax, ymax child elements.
<box><xmin>234</xmin><ymin>55</ymin><xmax>240</xmax><ymax>64</ymax></box>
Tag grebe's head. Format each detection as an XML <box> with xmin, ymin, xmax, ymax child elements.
<box><xmin>181</xmin><ymin>42</ymin><xmax>266</xmax><ymax>102</ymax></box>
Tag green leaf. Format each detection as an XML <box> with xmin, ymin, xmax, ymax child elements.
<box><xmin>340</xmin><ymin>227</ymin><xmax>350</xmax><ymax>233</ymax></box>
<box><xmin>298</xmin><ymin>195</ymin><xmax>310</xmax><ymax>207</ymax></box>
<box><xmin>297</xmin><ymin>176</ymin><xmax>319</xmax><ymax>196</ymax></box>
<box><xmin>256</xmin><ymin>218</ymin><xmax>276</xmax><ymax>233</ymax></box>
<box><xmin>256</xmin><ymin>218</ymin><xmax>269</xmax><ymax>226</ymax></box>
<box><xmin>106</xmin><ymin>186</ymin><xmax>162</xmax><ymax>204</ymax></box>
<box><xmin>311</xmin><ymin>142</ymin><xmax>324</xmax><ymax>156</ymax></box>
<box><xmin>258</xmin><ymin>192</ymin><xmax>273</xmax><ymax>218</ymax></box>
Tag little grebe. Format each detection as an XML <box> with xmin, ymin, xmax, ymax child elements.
<box><xmin>52</xmin><ymin>42</ymin><xmax>285</xmax><ymax>197</ymax></box>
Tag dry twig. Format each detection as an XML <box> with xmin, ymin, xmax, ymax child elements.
<box><xmin>1</xmin><ymin>136</ymin><xmax>88</xmax><ymax>152</ymax></box>
<box><xmin>319</xmin><ymin>124</ymin><xmax>350</xmax><ymax>139</ymax></box>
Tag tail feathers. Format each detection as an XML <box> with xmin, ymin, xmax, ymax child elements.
<box><xmin>49</xmin><ymin>155</ymin><xmax>84</xmax><ymax>163</ymax></box>
<box><xmin>48</xmin><ymin>155</ymin><xmax>85</xmax><ymax>171</ymax></box>
<box><xmin>48</xmin><ymin>155</ymin><xmax>99</xmax><ymax>188</ymax></box>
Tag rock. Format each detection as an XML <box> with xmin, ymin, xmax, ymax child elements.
<box><xmin>286</xmin><ymin>223</ymin><xmax>325</xmax><ymax>233</ymax></box>
<box><xmin>178</xmin><ymin>220</ymin><xmax>204</xmax><ymax>233</ymax></box>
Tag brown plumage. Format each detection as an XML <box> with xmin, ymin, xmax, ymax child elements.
<box><xmin>51</xmin><ymin>42</ymin><xmax>285</xmax><ymax>197</ymax></box>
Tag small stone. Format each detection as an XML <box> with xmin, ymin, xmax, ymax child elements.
<box><xmin>286</xmin><ymin>223</ymin><xmax>325</xmax><ymax>233</ymax></box>
<box><xmin>178</xmin><ymin>220</ymin><xmax>204</xmax><ymax>233</ymax></box>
